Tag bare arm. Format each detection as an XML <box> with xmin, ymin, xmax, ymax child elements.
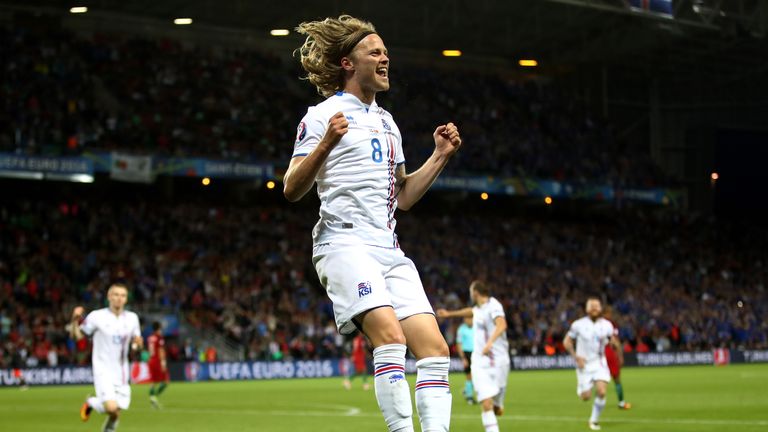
<box><xmin>436</xmin><ymin>307</ymin><xmax>473</xmax><ymax>319</ymax></box>
<box><xmin>283</xmin><ymin>112</ymin><xmax>348</xmax><ymax>202</ymax></box>
<box><xmin>395</xmin><ymin>123</ymin><xmax>462</xmax><ymax>210</ymax></box>
<box><xmin>564</xmin><ymin>335</ymin><xmax>586</xmax><ymax>369</ymax></box>
<box><xmin>70</xmin><ymin>306</ymin><xmax>85</xmax><ymax>341</ymax></box>
<box><xmin>481</xmin><ymin>316</ymin><xmax>508</xmax><ymax>355</ymax></box>
<box><xmin>610</xmin><ymin>334</ymin><xmax>623</xmax><ymax>365</ymax></box>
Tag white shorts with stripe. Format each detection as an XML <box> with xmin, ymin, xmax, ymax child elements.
<box><xmin>94</xmin><ymin>373</ymin><xmax>131</xmax><ymax>410</ymax></box>
<box><xmin>313</xmin><ymin>244</ymin><xmax>434</xmax><ymax>334</ymax></box>
<box><xmin>576</xmin><ymin>362</ymin><xmax>611</xmax><ymax>395</ymax></box>
<box><xmin>471</xmin><ymin>357</ymin><xmax>510</xmax><ymax>403</ymax></box>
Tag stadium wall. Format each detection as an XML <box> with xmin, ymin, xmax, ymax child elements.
<box><xmin>2</xmin><ymin>350</ymin><xmax>766</xmax><ymax>387</ymax></box>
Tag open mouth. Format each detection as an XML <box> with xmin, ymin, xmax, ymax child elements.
<box><xmin>376</xmin><ymin>67</ymin><xmax>388</xmax><ymax>78</ymax></box>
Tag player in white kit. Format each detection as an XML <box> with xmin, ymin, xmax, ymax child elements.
<box><xmin>70</xmin><ymin>283</ymin><xmax>142</xmax><ymax>432</ymax></box>
<box><xmin>563</xmin><ymin>297</ymin><xmax>623</xmax><ymax>431</ymax></box>
<box><xmin>438</xmin><ymin>281</ymin><xmax>510</xmax><ymax>432</ymax></box>
<box><xmin>285</xmin><ymin>15</ymin><xmax>462</xmax><ymax>432</ymax></box>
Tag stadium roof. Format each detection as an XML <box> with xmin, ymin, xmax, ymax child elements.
<box><xmin>6</xmin><ymin>0</ymin><xmax>768</xmax><ymax>89</ymax></box>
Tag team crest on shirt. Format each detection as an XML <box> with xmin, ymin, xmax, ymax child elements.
<box><xmin>357</xmin><ymin>281</ymin><xmax>372</xmax><ymax>298</ymax></box>
<box><xmin>381</xmin><ymin>118</ymin><xmax>391</xmax><ymax>131</ymax></box>
<box><xmin>345</xmin><ymin>115</ymin><xmax>357</xmax><ymax>125</ymax></box>
<box><xmin>295</xmin><ymin>122</ymin><xmax>307</xmax><ymax>143</ymax></box>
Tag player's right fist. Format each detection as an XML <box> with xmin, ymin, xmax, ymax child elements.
<box><xmin>436</xmin><ymin>309</ymin><xmax>448</xmax><ymax>318</ymax></box>
<box><xmin>322</xmin><ymin>112</ymin><xmax>349</xmax><ymax>148</ymax></box>
<box><xmin>72</xmin><ymin>306</ymin><xmax>84</xmax><ymax>320</ymax></box>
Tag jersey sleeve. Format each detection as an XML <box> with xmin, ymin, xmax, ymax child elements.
<box><xmin>131</xmin><ymin>314</ymin><xmax>141</xmax><ymax>338</ymax></box>
<box><xmin>292</xmin><ymin>108</ymin><xmax>327</xmax><ymax>158</ymax></box>
<box><xmin>392</xmin><ymin>122</ymin><xmax>405</xmax><ymax>165</ymax></box>
<box><xmin>489</xmin><ymin>299</ymin><xmax>506</xmax><ymax>321</ymax></box>
<box><xmin>80</xmin><ymin>311</ymin><xmax>97</xmax><ymax>336</ymax></box>
<box><xmin>566</xmin><ymin>321</ymin><xmax>579</xmax><ymax>340</ymax></box>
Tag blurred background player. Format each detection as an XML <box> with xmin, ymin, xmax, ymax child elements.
<box><xmin>456</xmin><ymin>316</ymin><xmax>475</xmax><ymax>404</ymax></box>
<box><xmin>147</xmin><ymin>321</ymin><xmax>170</xmax><ymax>408</ymax></box>
<box><xmin>285</xmin><ymin>15</ymin><xmax>462</xmax><ymax>432</ymax></box>
<box><xmin>564</xmin><ymin>297</ymin><xmax>622</xmax><ymax>431</ymax></box>
<box><xmin>603</xmin><ymin>306</ymin><xmax>631</xmax><ymax>410</ymax></box>
<box><xmin>10</xmin><ymin>346</ymin><xmax>29</xmax><ymax>391</ymax></box>
<box><xmin>438</xmin><ymin>281</ymin><xmax>509</xmax><ymax>432</ymax></box>
<box><xmin>70</xmin><ymin>283</ymin><xmax>142</xmax><ymax>432</ymax></box>
<box><xmin>343</xmin><ymin>333</ymin><xmax>371</xmax><ymax>390</ymax></box>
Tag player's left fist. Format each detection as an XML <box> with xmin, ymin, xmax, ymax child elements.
<box><xmin>433</xmin><ymin>122</ymin><xmax>462</xmax><ymax>156</ymax></box>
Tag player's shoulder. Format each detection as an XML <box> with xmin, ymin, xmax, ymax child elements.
<box><xmin>86</xmin><ymin>308</ymin><xmax>108</xmax><ymax>319</ymax></box>
<box><xmin>598</xmin><ymin>317</ymin><xmax>614</xmax><ymax>328</ymax></box>
<box><xmin>125</xmin><ymin>310</ymin><xmax>140</xmax><ymax>321</ymax></box>
<box><xmin>571</xmin><ymin>316</ymin><xmax>589</xmax><ymax>327</ymax></box>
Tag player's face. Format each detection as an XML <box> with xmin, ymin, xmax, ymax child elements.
<box><xmin>464</xmin><ymin>317</ymin><xmax>473</xmax><ymax>327</ymax></box>
<box><xmin>349</xmin><ymin>34</ymin><xmax>390</xmax><ymax>93</ymax></box>
<box><xmin>586</xmin><ymin>299</ymin><xmax>602</xmax><ymax>319</ymax></box>
<box><xmin>108</xmin><ymin>286</ymin><xmax>128</xmax><ymax>311</ymax></box>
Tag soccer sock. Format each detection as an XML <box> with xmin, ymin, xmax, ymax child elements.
<box><xmin>615</xmin><ymin>382</ymin><xmax>624</xmax><ymax>402</ymax></box>
<box><xmin>481</xmin><ymin>410</ymin><xmax>499</xmax><ymax>432</ymax></box>
<box><xmin>590</xmin><ymin>396</ymin><xmax>606</xmax><ymax>423</ymax></box>
<box><xmin>157</xmin><ymin>383</ymin><xmax>168</xmax><ymax>395</ymax></box>
<box><xmin>88</xmin><ymin>397</ymin><xmax>105</xmax><ymax>414</ymax></box>
<box><xmin>102</xmin><ymin>418</ymin><xmax>119</xmax><ymax>432</ymax></box>
<box><xmin>493</xmin><ymin>386</ymin><xmax>507</xmax><ymax>410</ymax></box>
<box><xmin>372</xmin><ymin>344</ymin><xmax>413</xmax><ymax>432</ymax></box>
<box><xmin>149</xmin><ymin>385</ymin><xmax>156</xmax><ymax>396</ymax></box>
<box><xmin>415</xmin><ymin>357</ymin><xmax>452</xmax><ymax>432</ymax></box>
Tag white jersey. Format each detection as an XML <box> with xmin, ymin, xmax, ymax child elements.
<box><xmin>80</xmin><ymin>308</ymin><xmax>141</xmax><ymax>385</ymax></box>
<box><xmin>471</xmin><ymin>297</ymin><xmax>510</xmax><ymax>365</ymax></box>
<box><xmin>567</xmin><ymin>316</ymin><xmax>614</xmax><ymax>366</ymax></box>
<box><xmin>293</xmin><ymin>92</ymin><xmax>405</xmax><ymax>249</ymax></box>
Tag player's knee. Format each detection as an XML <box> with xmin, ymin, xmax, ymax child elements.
<box><xmin>371</xmin><ymin>326</ymin><xmax>406</xmax><ymax>346</ymax></box>
<box><xmin>596</xmin><ymin>388</ymin><xmax>607</xmax><ymax>398</ymax></box>
<box><xmin>579</xmin><ymin>392</ymin><xmax>591</xmax><ymax>401</ymax></box>
<box><xmin>103</xmin><ymin>401</ymin><xmax>119</xmax><ymax>415</ymax></box>
<box><xmin>481</xmin><ymin>398</ymin><xmax>494</xmax><ymax>411</ymax></box>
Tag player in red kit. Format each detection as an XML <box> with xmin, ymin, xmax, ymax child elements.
<box><xmin>604</xmin><ymin>306</ymin><xmax>631</xmax><ymax>410</ymax></box>
<box><xmin>147</xmin><ymin>321</ymin><xmax>169</xmax><ymax>408</ymax></box>
<box><xmin>343</xmin><ymin>333</ymin><xmax>371</xmax><ymax>390</ymax></box>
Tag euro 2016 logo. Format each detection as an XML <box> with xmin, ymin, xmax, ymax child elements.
<box><xmin>357</xmin><ymin>281</ymin><xmax>372</xmax><ymax>298</ymax></box>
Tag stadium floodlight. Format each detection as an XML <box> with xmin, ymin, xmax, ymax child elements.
<box><xmin>270</xmin><ymin>29</ymin><xmax>290</xmax><ymax>36</ymax></box>
<box><xmin>174</xmin><ymin>18</ymin><xmax>193</xmax><ymax>25</ymax></box>
<box><xmin>266</xmin><ymin>180</ymin><xmax>276</xmax><ymax>189</ymax></box>
<box><xmin>545</xmin><ymin>196</ymin><xmax>553</xmax><ymax>205</ymax></box>
<box><xmin>202</xmin><ymin>177</ymin><xmax>211</xmax><ymax>186</ymax></box>
<box><xmin>519</xmin><ymin>59</ymin><xmax>538</xmax><ymax>67</ymax></box>
<box><xmin>711</xmin><ymin>172</ymin><xmax>719</xmax><ymax>181</ymax></box>
<box><xmin>442</xmin><ymin>50</ymin><xmax>462</xmax><ymax>57</ymax></box>
<box><xmin>69</xmin><ymin>6</ymin><xmax>88</xmax><ymax>14</ymax></box>
<box><xmin>480</xmin><ymin>192</ymin><xmax>489</xmax><ymax>200</ymax></box>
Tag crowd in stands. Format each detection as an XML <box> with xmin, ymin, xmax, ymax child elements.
<box><xmin>1</xmin><ymin>19</ymin><xmax>668</xmax><ymax>187</ymax></box>
<box><xmin>1</xmin><ymin>198</ymin><xmax>765</xmax><ymax>368</ymax></box>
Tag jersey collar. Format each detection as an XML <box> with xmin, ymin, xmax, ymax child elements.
<box><xmin>335</xmin><ymin>91</ymin><xmax>378</xmax><ymax>112</ymax></box>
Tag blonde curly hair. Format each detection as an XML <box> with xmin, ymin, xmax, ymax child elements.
<box><xmin>295</xmin><ymin>15</ymin><xmax>377</xmax><ymax>97</ymax></box>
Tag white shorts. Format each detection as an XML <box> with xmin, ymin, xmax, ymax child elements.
<box><xmin>313</xmin><ymin>244</ymin><xmax>433</xmax><ymax>335</ymax></box>
<box><xmin>576</xmin><ymin>364</ymin><xmax>611</xmax><ymax>395</ymax></box>
<box><xmin>471</xmin><ymin>358</ymin><xmax>510</xmax><ymax>403</ymax></box>
<box><xmin>94</xmin><ymin>374</ymin><xmax>132</xmax><ymax>410</ymax></box>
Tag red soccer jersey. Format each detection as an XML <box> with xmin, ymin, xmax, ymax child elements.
<box><xmin>148</xmin><ymin>333</ymin><xmax>165</xmax><ymax>361</ymax></box>
<box><xmin>352</xmin><ymin>335</ymin><xmax>366</xmax><ymax>363</ymax></box>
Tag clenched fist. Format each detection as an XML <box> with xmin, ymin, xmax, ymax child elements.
<box><xmin>321</xmin><ymin>112</ymin><xmax>349</xmax><ymax>149</ymax></box>
<box><xmin>72</xmin><ymin>306</ymin><xmax>84</xmax><ymax>320</ymax></box>
<box><xmin>433</xmin><ymin>122</ymin><xmax>462</xmax><ymax>157</ymax></box>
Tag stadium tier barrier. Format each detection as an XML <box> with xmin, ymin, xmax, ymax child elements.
<box><xmin>2</xmin><ymin>350</ymin><xmax>766</xmax><ymax>386</ymax></box>
<box><xmin>0</xmin><ymin>152</ymin><xmax>680</xmax><ymax>204</ymax></box>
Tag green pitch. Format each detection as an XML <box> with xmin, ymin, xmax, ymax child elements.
<box><xmin>1</xmin><ymin>364</ymin><xmax>766</xmax><ymax>431</ymax></box>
